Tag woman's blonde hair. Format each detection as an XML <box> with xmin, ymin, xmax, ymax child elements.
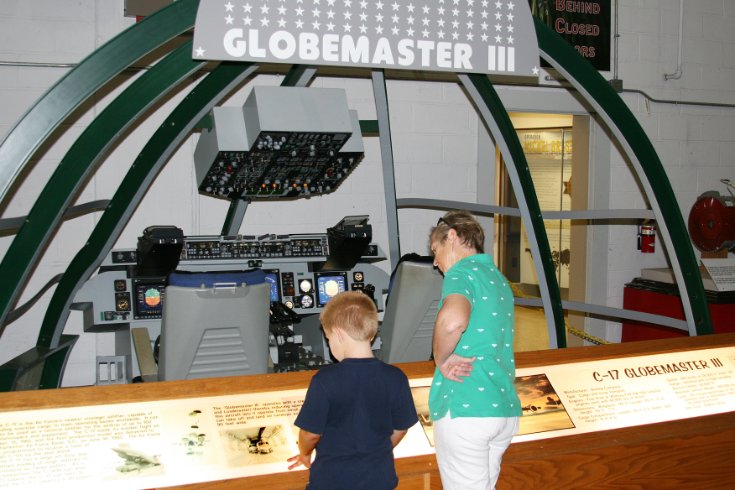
<box><xmin>430</xmin><ymin>209</ymin><xmax>485</xmax><ymax>252</ymax></box>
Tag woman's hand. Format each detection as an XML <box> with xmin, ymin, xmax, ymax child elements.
<box><xmin>438</xmin><ymin>353</ymin><xmax>475</xmax><ymax>382</ymax></box>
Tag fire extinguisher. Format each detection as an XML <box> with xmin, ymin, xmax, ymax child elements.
<box><xmin>638</xmin><ymin>220</ymin><xmax>656</xmax><ymax>253</ymax></box>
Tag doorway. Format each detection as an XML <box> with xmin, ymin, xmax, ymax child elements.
<box><xmin>495</xmin><ymin>112</ymin><xmax>590</xmax><ymax>349</ymax></box>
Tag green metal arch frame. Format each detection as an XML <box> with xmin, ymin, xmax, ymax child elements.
<box><xmin>0</xmin><ymin>1</ymin><xmax>711</xmax><ymax>387</ymax></box>
<box><xmin>533</xmin><ymin>18</ymin><xmax>711</xmax><ymax>335</ymax></box>
<box><xmin>0</xmin><ymin>0</ymin><xmax>200</xmax><ymax>328</ymax></box>
<box><xmin>0</xmin><ymin>41</ymin><xmax>202</xmax><ymax>341</ymax></box>
<box><xmin>0</xmin><ymin>0</ymin><xmax>199</xmax><ymax>203</ymax></box>
<box><xmin>459</xmin><ymin>73</ymin><xmax>566</xmax><ymax>348</ymax></box>
<box><xmin>41</xmin><ymin>61</ymin><xmax>259</xmax><ymax>348</ymax></box>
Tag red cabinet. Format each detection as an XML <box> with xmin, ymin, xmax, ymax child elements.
<box><xmin>622</xmin><ymin>279</ymin><xmax>735</xmax><ymax>342</ymax></box>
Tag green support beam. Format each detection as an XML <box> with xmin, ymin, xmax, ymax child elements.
<box><xmin>459</xmin><ymin>74</ymin><xmax>567</xmax><ymax>348</ymax></box>
<box><xmin>41</xmin><ymin>62</ymin><xmax>259</xmax><ymax>350</ymax></box>
<box><xmin>0</xmin><ymin>0</ymin><xmax>199</xmax><ymax>203</ymax></box>
<box><xmin>0</xmin><ymin>0</ymin><xmax>201</xmax><ymax>334</ymax></box>
<box><xmin>0</xmin><ymin>3</ymin><xmax>710</xmax><ymax>392</ymax></box>
<box><xmin>0</xmin><ymin>41</ymin><xmax>202</xmax><ymax>342</ymax></box>
<box><xmin>534</xmin><ymin>18</ymin><xmax>712</xmax><ymax>336</ymax></box>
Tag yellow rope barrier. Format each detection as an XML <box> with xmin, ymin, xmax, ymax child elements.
<box><xmin>511</xmin><ymin>283</ymin><xmax>610</xmax><ymax>346</ymax></box>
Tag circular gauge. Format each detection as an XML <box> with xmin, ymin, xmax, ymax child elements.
<box><xmin>284</xmin><ymin>300</ymin><xmax>294</xmax><ymax>309</ymax></box>
<box><xmin>116</xmin><ymin>296</ymin><xmax>130</xmax><ymax>311</ymax></box>
<box><xmin>144</xmin><ymin>288</ymin><xmax>161</xmax><ymax>307</ymax></box>
<box><xmin>324</xmin><ymin>279</ymin><xmax>340</xmax><ymax>298</ymax></box>
<box><xmin>300</xmin><ymin>295</ymin><xmax>314</xmax><ymax>309</ymax></box>
<box><xmin>353</xmin><ymin>271</ymin><xmax>364</xmax><ymax>282</ymax></box>
<box><xmin>299</xmin><ymin>279</ymin><xmax>312</xmax><ymax>293</ymax></box>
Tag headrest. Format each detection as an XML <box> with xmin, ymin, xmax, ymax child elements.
<box><xmin>167</xmin><ymin>269</ymin><xmax>266</xmax><ymax>288</ymax></box>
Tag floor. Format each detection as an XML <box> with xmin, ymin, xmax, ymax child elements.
<box><xmin>513</xmin><ymin>305</ymin><xmax>590</xmax><ymax>351</ymax></box>
<box><xmin>514</xmin><ymin>306</ymin><xmax>551</xmax><ymax>352</ymax></box>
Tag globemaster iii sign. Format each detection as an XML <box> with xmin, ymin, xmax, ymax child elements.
<box><xmin>192</xmin><ymin>0</ymin><xmax>540</xmax><ymax>76</ymax></box>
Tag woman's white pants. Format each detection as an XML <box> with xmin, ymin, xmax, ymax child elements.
<box><xmin>433</xmin><ymin>414</ymin><xmax>519</xmax><ymax>490</ymax></box>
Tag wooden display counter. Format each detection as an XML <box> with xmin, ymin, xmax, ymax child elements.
<box><xmin>1</xmin><ymin>333</ymin><xmax>734</xmax><ymax>489</ymax></box>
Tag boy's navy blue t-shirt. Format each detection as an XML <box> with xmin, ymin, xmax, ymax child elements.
<box><xmin>294</xmin><ymin>357</ymin><xmax>418</xmax><ymax>490</ymax></box>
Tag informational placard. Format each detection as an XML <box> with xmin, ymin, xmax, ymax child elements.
<box><xmin>701</xmin><ymin>258</ymin><xmax>735</xmax><ymax>292</ymax></box>
<box><xmin>192</xmin><ymin>0</ymin><xmax>541</xmax><ymax>77</ymax></box>
<box><xmin>1</xmin><ymin>346</ymin><xmax>733</xmax><ymax>489</ymax></box>
<box><xmin>0</xmin><ymin>391</ymin><xmax>308</xmax><ymax>490</ymax></box>
<box><xmin>511</xmin><ymin>345</ymin><xmax>735</xmax><ymax>441</ymax></box>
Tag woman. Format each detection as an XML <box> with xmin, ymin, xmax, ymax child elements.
<box><xmin>428</xmin><ymin>210</ymin><xmax>521</xmax><ymax>490</ymax></box>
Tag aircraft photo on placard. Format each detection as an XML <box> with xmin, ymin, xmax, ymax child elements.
<box><xmin>515</xmin><ymin>373</ymin><xmax>575</xmax><ymax>436</ymax></box>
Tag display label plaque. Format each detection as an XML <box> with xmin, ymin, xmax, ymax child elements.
<box><xmin>701</xmin><ymin>258</ymin><xmax>735</xmax><ymax>292</ymax></box>
<box><xmin>192</xmin><ymin>0</ymin><xmax>541</xmax><ymax>77</ymax></box>
<box><xmin>1</xmin><ymin>346</ymin><xmax>733</xmax><ymax>489</ymax></box>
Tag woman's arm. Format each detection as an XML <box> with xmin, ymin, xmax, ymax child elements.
<box><xmin>433</xmin><ymin>294</ymin><xmax>474</xmax><ymax>381</ymax></box>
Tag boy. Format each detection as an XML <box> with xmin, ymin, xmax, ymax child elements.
<box><xmin>287</xmin><ymin>291</ymin><xmax>418</xmax><ymax>489</ymax></box>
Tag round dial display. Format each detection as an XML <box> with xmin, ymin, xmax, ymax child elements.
<box><xmin>144</xmin><ymin>288</ymin><xmax>161</xmax><ymax>307</ymax></box>
<box><xmin>324</xmin><ymin>279</ymin><xmax>341</xmax><ymax>298</ymax></box>
<box><xmin>299</xmin><ymin>279</ymin><xmax>312</xmax><ymax>293</ymax></box>
<box><xmin>116</xmin><ymin>297</ymin><xmax>130</xmax><ymax>311</ymax></box>
<box><xmin>300</xmin><ymin>295</ymin><xmax>314</xmax><ymax>308</ymax></box>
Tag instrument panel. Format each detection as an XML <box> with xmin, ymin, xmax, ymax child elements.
<box><xmin>78</xmin><ymin>238</ymin><xmax>388</xmax><ymax>328</ymax></box>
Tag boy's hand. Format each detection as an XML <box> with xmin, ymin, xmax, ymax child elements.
<box><xmin>438</xmin><ymin>353</ymin><xmax>475</xmax><ymax>382</ymax></box>
<box><xmin>288</xmin><ymin>429</ymin><xmax>320</xmax><ymax>470</ymax></box>
<box><xmin>287</xmin><ymin>453</ymin><xmax>312</xmax><ymax>470</ymax></box>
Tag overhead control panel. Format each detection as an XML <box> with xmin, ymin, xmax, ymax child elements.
<box><xmin>194</xmin><ymin>86</ymin><xmax>364</xmax><ymax>200</ymax></box>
